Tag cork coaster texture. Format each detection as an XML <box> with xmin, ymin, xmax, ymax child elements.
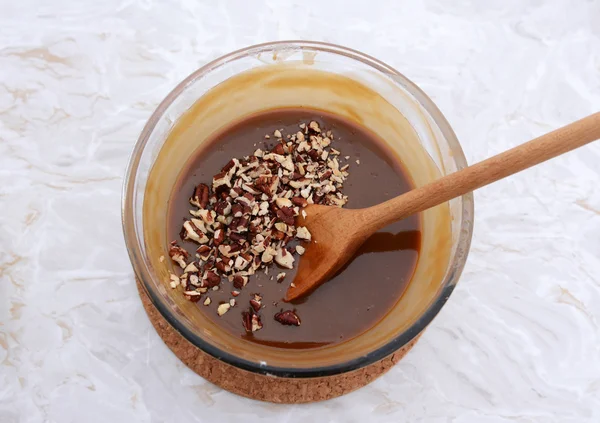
<box><xmin>137</xmin><ymin>280</ymin><xmax>418</xmax><ymax>403</ymax></box>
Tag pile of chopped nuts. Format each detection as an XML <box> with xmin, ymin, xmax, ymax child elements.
<box><xmin>166</xmin><ymin>120</ymin><xmax>350</xmax><ymax>332</ymax></box>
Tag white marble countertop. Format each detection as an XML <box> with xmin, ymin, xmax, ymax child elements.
<box><xmin>2</xmin><ymin>1</ymin><xmax>600</xmax><ymax>422</ymax></box>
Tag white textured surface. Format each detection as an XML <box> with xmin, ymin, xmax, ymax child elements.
<box><xmin>2</xmin><ymin>1</ymin><xmax>600</xmax><ymax>421</ymax></box>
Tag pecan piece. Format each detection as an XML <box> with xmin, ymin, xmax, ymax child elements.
<box><xmin>291</xmin><ymin>196</ymin><xmax>308</xmax><ymax>207</ymax></box>
<box><xmin>217</xmin><ymin>303</ymin><xmax>231</xmax><ymax>316</ymax></box>
<box><xmin>319</xmin><ymin>170</ymin><xmax>333</xmax><ymax>182</ymax></box>
<box><xmin>230</xmin><ymin>187</ymin><xmax>243</xmax><ymax>198</ymax></box>
<box><xmin>213</xmin><ymin>228</ymin><xmax>225</xmax><ymax>246</ymax></box>
<box><xmin>275</xmin><ymin>247</ymin><xmax>294</xmax><ymax>269</ymax></box>
<box><xmin>236</xmin><ymin>192</ymin><xmax>255</xmax><ymax>207</ymax></box>
<box><xmin>214</xmin><ymin>260</ymin><xmax>229</xmax><ymax>274</ymax></box>
<box><xmin>274</xmin><ymin>222</ymin><xmax>288</xmax><ymax>233</ymax></box>
<box><xmin>288</xmin><ymin>178</ymin><xmax>310</xmax><ymax>189</ymax></box>
<box><xmin>196</xmin><ymin>245</ymin><xmax>212</xmax><ymax>261</ymax></box>
<box><xmin>230</xmin><ymin>216</ymin><xmax>249</xmax><ymax>233</ymax></box>
<box><xmin>254</xmin><ymin>175</ymin><xmax>279</xmax><ymax>196</ymax></box>
<box><xmin>190</xmin><ymin>183</ymin><xmax>210</xmax><ymax>209</ymax></box>
<box><xmin>307</xmin><ymin>150</ymin><xmax>320</xmax><ymax>161</ymax></box>
<box><xmin>271</xmin><ymin>230</ymin><xmax>286</xmax><ymax>241</ymax></box>
<box><xmin>271</xmin><ymin>143</ymin><xmax>285</xmax><ymax>155</ymax></box>
<box><xmin>204</xmin><ymin>270</ymin><xmax>220</xmax><ymax>288</ymax></box>
<box><xmin>274</xmin><ymin>310</ymin><xmax>301</xmax><ymax>326</ymax></box>
<box><xmin>249</xmin><ymin>294</ymin><xmax>262</xmax><ymax>312</ymax></box>
<box><xmin>229</xmin><ymin>232</ymin><xmax>247</xmax><ymax>243</ymax></box>
<box><xmin>168</xmin><ymin>242</ymin><xmax>189</xmax><ymax>268</ymax></box>
<box><xmin>213</xmin><ymin>170</ymin><xmax>232</xmax><ymax>189</ymax></box>
<box><xmin>234</xmin><ymin>255</ymin><xmax>250</xmax><ymax>270</ymax></box>
<box><xmin>231</xmin><ymin>203</ymin><xmax>244</xmax><ymax>218</ymax></box>
<box><xmin>242</xmin><ymin>308</ymin><xmax>263</xmax><ymax>332</ymax></box>
<box><xmin>232</xmin><ymin>274</ymin><xmax>248</xmax><ymax>289</ymax></box>
<box><xmin>221</xmin><ymin>158</ymin><xmax>237</xmax><ymax>173</ymax></box>
<box><xmin>261</xmin><ymin>246</ymin><xmax>277</xmax><ymax>263</ymax></box>
<box><xmin>182</xmin><ymin>221</ymin><xmax>209</xmax><ymax>244</ymax></box>
<box><xmin>308</xmin><ymin>121</ymin><xmax>321</xmax><ymax>133</ymax></box>
<box><xmin>184</xmin><ymin>291</ymin><xmax>203</xmax><ymax>302</ymax></box>
<box><xmin>275</xmin><ymin>197</ymin><xmax>293</xmax><ymax>208</ymax></box>
<box><xmin>276</xmin><ymin>207</ymin><xmax>295</xmax><ymax>226</ymax></box>
<box><xmin>295</xmin><ymin>226</ymin><xmax>312</xmax><ymax>241</ymax></box>
<box><xmin>214</xmin><ymin>200</ymin><xmax>232</xmax><ymax>216</ymax></box>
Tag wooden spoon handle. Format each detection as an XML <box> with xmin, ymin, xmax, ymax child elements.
<box><xmin>364</xmin><ymin>112</ymin><xmax>600</xmax><ymax>230</ymax></box>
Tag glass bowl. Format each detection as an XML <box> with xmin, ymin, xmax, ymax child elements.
<box><xmin>122</xmin><ymin>41</ymin><xmax>473</xmax><ymax>378</ymax></box>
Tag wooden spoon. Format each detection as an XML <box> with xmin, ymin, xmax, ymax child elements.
<box><xmin>285</xmin><ymin>112</ymin><xmax>600</xmax><ymax>302</ymax></box>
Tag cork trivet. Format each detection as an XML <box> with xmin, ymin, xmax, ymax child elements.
<box><xmin>137</xmin><ymin>280</ymin><xmax>419</xmax><ymax>403</ymax></box>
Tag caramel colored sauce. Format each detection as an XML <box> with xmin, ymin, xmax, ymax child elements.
<box><xmin>168</xmin><ymin>108</ymin><xmax>421</xmax><ymax>348</ymax></box>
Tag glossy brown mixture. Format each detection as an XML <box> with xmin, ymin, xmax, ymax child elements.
<box><xmin>168</xmin><ymin>108</ymin><xmax>421</xmax><ymax>348</ymax></box>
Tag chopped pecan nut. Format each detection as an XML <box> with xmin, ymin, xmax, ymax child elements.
<box><xmin>272</xmin><ymin>230</ymin><xmax>286</xmax><ymax>241</ymax></box>
<box><xmin>231</xmin><ymin>203</ymin><xmax>244</xmax><ymax>217</ymax></box>
<box><xmin>217</xmin><ymin>303</ymin><xmax>231</xmax><ymax>316</ymax></box>
<box><xmin>232</xmin><ymin>274</ymin><xmax>248</xmax><ymax>289</ymax></box>
<box><xmin>214</xmin><ymin>200</ymin><xmax>232</xmax><ymax>216</ymax></box>
<box><xmin>249</xmin><ymin>294</ymin><xmax>262</xmax><ymax>312</ymax></box>
<box><xmin>182</xmin><ymin>221</ymin><xmax>209</xmax><ymax>244</ymax></box>
<box><xmin>234</xmin><ymin>255</ymin><xmax>250</xmax><ymax>270</ymax></box>
<box><xmin>215</xmin><ymin>260</ymin><xmax>228</xmax><ymax>274</ymax></box>
<box><xmin>319</xmin><ymin>170</ymin><xmax>332</xmax><ymax>181</ymax></box>
<box><xmin>271</xmin><ymin>143</ymin><xmax>285</xmax><ymax>155</ymax></box>
<box><xmin>295</xmin><ymin>226</ymin><xmax>312</xmax><ymax>241</ymax></box>
<box><xmin>229</xmin><ymin>232</ymin><xmax>247</xmax><ymax>243</ymax></box>
<box><xmin>191</xmin><ymin>183</ymin><xmax>210</xmax><ymax>209</ymax></box>
<box><xmin>261</xmin><ymin>246</ymin><xmax>276</xmax><ymax>263</ymax></box>
<box><xmin>168</xmin><ymin>242</ymin><xmax>189</xmax><ymax>268</ymax></box>
<box><xmin>189</xmin><ymin>274</ymin><xmax>200</xmax><ymax>286</ymax></box>
<box><xmin>274</xmin><ymin>310</ymin><xmax>301</xmax><ymax>326</ymax></box>
<box><xmin>251</xmin><ymin>314</ymin><xmax>262</xmax><ymax>331</ymax></box>
<box><xmin>184</xmin><ymin>262</ymin><xmax>199</xmax><ymax>273</ymax></box>
<box><xmin>221</xmin><ymin>158</ymin><xmax>237</xmax><ymax>173</ymax></box>
<box><xmin>275</xmin><ymin>247</ymin><xmax>294</xmax><ymax>269</ymax></box>
<box><xmin>242</xmin><ymin>308</ymin><xmax>263</xmax><ymax>332</ymax></box>
<box><xmin>169</xmin><ymin>273</ymin><xmax>180</xmax><ymax>288</ymax></box>
<box><xmin>213</xmin><ymin>170</ymin><xmax>232</xmax><ymax>189</ymax></box>
<box><xmin>204</xmin><ymin>270</ymin><xmax>220</xmax><ymax>288</ymax></box>
<box><xmin>274</xmin><ymin>222</ymin><xmax>288</xmax><ymax>233</ymax></box>
<box><xmin>184</xmin><ymin>291</ymin><xmax>203</xmax><ymax>302</ymax></box>
<box><xmin>291</xmin><ymin>196</ymin><xmax>308</xmax><ymax>207</ymax></box>
<box><xmin>275</xmin><ymin>197</ymin><xmax>293</xmax><ymax>208</ymax></box>
<box><xmin>288</xmin><ymin>178</ymin><xmax>311</xmax><ymax>189</ymax></box>
<box><xmin>254</xmin><ymin>175</ymin><xmax>279</xmax><ymax>195</ymax></box>
<box><xmin>196</xmin><ymin>245</ymin><xmax>212</xmax><ymax>261</ymax></box>
<box><xmin>213</xmin><ymin>228</ymin><xmax>225</xmax><ymax>246</ymax></box>
<box><xmin>276</xmin><ymin>210</ymin><xmax>294</xmax><ymax>226</ymax></box>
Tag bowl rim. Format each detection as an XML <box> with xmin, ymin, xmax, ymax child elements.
<box><xmin>122</xmin><ymin>40</ymin><xmax>474</xmax><ymax>378</ymax></box>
